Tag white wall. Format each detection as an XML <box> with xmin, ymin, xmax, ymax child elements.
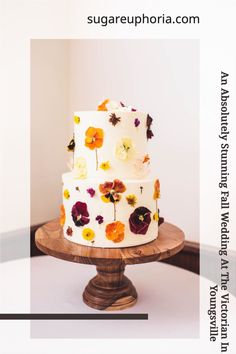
<box><xmin>31</xmin><ymin>39</ymin><xmax>199</xmax><ymax>242</ymax></box>
<box><xmin>31</xmin><ymin>40</ymin><xmax>70</xmax><ymax>225</ymax></box>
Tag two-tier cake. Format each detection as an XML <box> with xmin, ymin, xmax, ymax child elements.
<box><xmin>60</xmin><ymin>99</ymin><xmax>162</xmax><ymax>248</ymax></box>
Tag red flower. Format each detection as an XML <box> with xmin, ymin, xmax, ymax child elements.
<box><xmin>129</xmin><ymin>206</ymin><xmax>151</xmax><ymax>235</ymax></box>
<box><xmin>95</xmin><ymin>215</ymin><xmax>104</xmax><ymax>224</ymax></box>
<box><xmin>66</xmin><ymin>226</ymin><xmax>73</xmax><ymax>236</ymax></box>
<box><xmin>99</xmin><ymin>179</ymin><xmax>126</xmax><ymax>203</ymax></box>
<box><xmin>71</xmin><ymin>201</ymin><xmax>90</xmax><ymax>227</ymax></box>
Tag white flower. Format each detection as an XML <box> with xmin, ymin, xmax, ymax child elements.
<box><xmin>134</xmin><ymin>156</ymin><xmax>150</xmax><ymax>177</ymax></box>
<box><xmin>73</xmin><ymin>157</ymin><xmax>87</xmax><ymax>179</ymax></box>
<box><xmin>115</xmin><ymin>137</ymin><xmax>134</xmax><ymax>160</ymax></box>
<box><xmin>106</xmin><ymin>100</ymin><xmax>122</xmax><ymax>111</ymax></box>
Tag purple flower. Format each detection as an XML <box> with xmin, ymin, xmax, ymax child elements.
<box><xmin>71</xmin><ymin>201</ymin><xmax>90</xmax><ymax>227</ymax></box>
<box><xmin>147</xmin><ymin>129</ymin><xmax>154</xmax><ymax>139</ymax></box>
<box><xmin>146</xmin><ymin>114</ymin><xmax>153</xmax><ymax>128</ymax></box>
<box><xmin>131</xmin><ymin>108</ymin><xmax>137</xmax><ymax>112</ymax></box>
<box><xmin>86</xmin><ymin>188</ymin><xmax>95</xmax><ymax>197</ymax></box>
<box><xmin>95</xmin><ymin>215</ymin><xmax>104</xmax><ymax>224</ymax></box>
<box><xmin>129</xmin><ymin>206</ymin><xmax>151</xmax><ymax>235</ymax></box>
<box><xmin>146</xmin><ymin>114</ymin><xmax>154</xmax><ymax>140</ymax></box>
<box><xmin>134</xmin><ymin>118</ymin><xmax>140</xmax><ymax>127</ymax></box>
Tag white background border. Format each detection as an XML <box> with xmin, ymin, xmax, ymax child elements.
<box><xmin>0</xmin><ymin>0</ymin><xmax>236</xmax><ymax>353</ymax></box>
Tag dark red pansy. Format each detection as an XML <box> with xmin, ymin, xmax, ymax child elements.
<box><xmin>129</xmin><ymin>206</ymin><xmax>151</xmax><ymax>235</ymax></box>
<box><xmin>95</xmin><ymin>215</ymin><xmax>104</xmax><ymax>224</ymax></box>
<box><xmin>134</xmin><ymin>118</ymin><xmax>140</xmax><ymax>127</ymax></box>
<box><xmin>146</xmin><ymin>114</ymin><xmax>154</xmax><ymax>140</ymax></box>
<box><xmin>71</xmin><ymin>201</ymin><xmax>90</xmax><ymax>227</ymax></box>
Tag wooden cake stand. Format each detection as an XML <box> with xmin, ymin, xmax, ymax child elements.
<box><xmin>35</xmin><ymin>219</ymin><xmax>184</xmax><ymax>311</ymax></box>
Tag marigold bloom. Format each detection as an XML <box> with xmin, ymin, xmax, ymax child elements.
<box><xmin>97</xmin><ymin>98</ymin><xmax>109</xmax><ymax>111</ymax></box>
<box><xmin>85</xmin><ymin>127</ymin><xmax>104</xmax><ymax>150</ymax></box>
<box><xmin>153</xmin><ymin>179</ymin><xmax>160</xmax><ymax>200</ymax></box>
<box><xmin>60</xmin><ymin>204</ymin><xmax>66</xmax><ymax>226</ymax></box>
<box><xmin>105</xmin><ymin>221</ymin><xmax>125</xmax><ymax>243</ymax></box>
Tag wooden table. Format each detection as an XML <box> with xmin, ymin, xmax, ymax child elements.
<box><xmin>35</xmin><ymin>219</ymin><xmax>184</xmax><ymax>311</ymax></box>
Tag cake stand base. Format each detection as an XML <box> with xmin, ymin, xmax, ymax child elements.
<box><xmin>83</xmin><ymin>264</ymin><xmax>137</xmax><ymax>310</ymax></box>
<box><xmin>35</xmin><ymin>219</ymin><xmax>185</xmax><ymax>311</ymax></box>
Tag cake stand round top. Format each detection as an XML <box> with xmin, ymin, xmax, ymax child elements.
<box><xmin>35</xmin><ymin>219</ymin><xmax>185</xmax><ymax>266</ymax></box>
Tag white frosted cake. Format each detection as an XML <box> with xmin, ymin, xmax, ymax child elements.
<box><xmin>60</xmin><ymin>99</ymin><xmax>163</xmax><ymax>248</ymax></box>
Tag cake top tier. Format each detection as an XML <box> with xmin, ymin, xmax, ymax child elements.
<box><xmin>67</xmin><ymin>99</ymin><xmax>155</xmax><ymax>180</ymax></box>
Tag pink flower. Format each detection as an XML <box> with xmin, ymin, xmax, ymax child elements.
<box><xmin>87</xmin><ymin>188</ymin><xmax>96</xmax><ymax>197</ymax></box>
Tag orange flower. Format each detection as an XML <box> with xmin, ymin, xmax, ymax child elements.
<box><xmin>85</xmin><ymin>127</ymin><xmax>104</xmax><ymax>150</ymax></box>
<box><xmin>60</xmin><ymin>204</ymin><xmax>66</xmax><ymax>226</ymax></box>
<box><xmin>143</xmin><ymin>154</ymin><xmax>150</xmax><ymax>163</ymax></box>
<box><xmin>153</xmin><ymin>179</ymin><xmax>160</xmax><ymax>200</ymax></box>
<box><xmin>97</xmin><ymin>99</ymin><xmax>109</xmax><ymax>111</ymax></box>
<box><xmin>99</xmin><ymin>179</ymin><xmax>126</xmax><ymax>203</ymax></box>
<box><xmin>105</xmin><ymin>221</ymin><xmax>125</xmax><ymax>243</ymax></box>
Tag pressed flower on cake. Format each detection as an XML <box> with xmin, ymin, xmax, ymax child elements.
<box><xmin>115</xmin><ymin>137</ymin><xmax>133</xmax><ymax>160</ymax></box>
<box><xmin>71</xmin><ymin>201</ymin><xmax>90</xmax><ymax>227</ymax></box>
<box><xmin>126</xmin><ymin>194</ymin><xmax>137</xmax><ymax>207</ymax></box>
<box><xmin>63</xmin><ymin>189</ymin><xmax>70</xmax><ymax>199</ymax></box>
<box><xmin>109</xmin><ymin>113</ymin><xmax>121</xmax><ymax>126</ymax></box>
<box><xmin>66</xmin><ymin>226</ymin><xmax>73</xmax><ymax>236</ymax></box>
<box><xmin>100</xmin><ymin>161</ymin><xmax>111</xmax><ymax>171</ymax></box>
<box><xmin>153</xmin><ymin>179</ymin><xmax>160</xmax><ymax>200</ymax></box>
<box><xmin>134</xmin><ymin>118</ymin><xmax>140</xmax><ymax>127</ymax></box>
<box><xmin>153</xmin><ymin>179</ymin><xmax>160</xmax><ymax>223</ymax></box>
<box><xmin>99</xmin><ymin>179</ymin><xmax>126</xmax><ymax>220</ymax></box>
<box><xmin>60</xmin><ymin>204</ymin><xmax>66</xmax><ymax>226</ymax></box>
<box><xmin>73</xmin><ymin>157</ymin><xmax>87</xmax><ymax>179</ymax></box>
<box><xmin>74</xmin><ymin>115</ymin><xmax>80</xmax><ymax>124</ymax></box>
<box><xmin>82</xmin><ymin>228</ymin><xmax>95</xmax><ymax>241</ymax></box>
<box><xmin>129</xmin><ymin>206</ymin><xmax>151</xmax><ymax>235</ymax></box>
<box><xmin>146</xmin><ymin>114</ymin><xmax>154</xmax><ymax>140</ymax></box>
<box><xmin>97</xmin><ymin>98</ymin><xmax>109</xmax><ymax>111</ymax></box>
<box><xmin>153</xmin><ymin>211</ymin><xmax>159</xmax><ymax>222</ymax></box>
<box><xmin>134</xmin><ymin>154</ymin><xmax>150</xmax><ymax>177</ymax></box>
<box><xmin>105</xmin><ymin>221</ymin><xmax>125</xmax><ymax>243</ymax></box>
<box><xmin>86</xmin><ymin>188</ymin><xmax>96</xmax><ymax>197</ymax></box>
<box><xmin>85</xmin><ymin>127</ymin><xmax>104</xmax><ymax>170</ymax></box>
<box><xmin>67</xmin><ymin>137</ymin><xmax>75</xmax><ymax>151</ymax></box>
<box><xmin>95</xmin><ymin>215</ymin><xmax>104</xmax><ymax>224</ymax></box>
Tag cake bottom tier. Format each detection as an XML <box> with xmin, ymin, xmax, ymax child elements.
<box><xmin>61</xmin><ymin>172</ymin><xmax>159</xmax><ymax>248</ymax></box>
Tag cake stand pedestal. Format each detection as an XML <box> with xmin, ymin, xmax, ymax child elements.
<box><xmin>35</xmin><ymin>219</ymin><xmax>184</xmax><ymax>311</ymax></box>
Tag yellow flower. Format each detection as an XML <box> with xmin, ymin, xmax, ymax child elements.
<box><xmin>63</xmin><ymin>189</ymin><xmax>70</xmax><ymax>199</ymax></box>
<box><xmin>82</xmin><ymin>228</ymin><xmax>95</xmax><ymax>241</ymax></box>
<box><xmin>100</xmin><ymin>161</ymin><xmax>111</xmax><ymax>170</ymax></box>
<box><xmin>115</xmin><ymin>137</ymin><xmax>133</xmax><ymax>160</ymax></box>
<box><xmin>74</xmin><ymin>157</ymin><xmax>87</xmax><ymax>179</ymax></box>
<box><xmin>101</xmin><ymin>195</ymin><xmax>110</xmax><ymax>203</ymax></box>
<box><xmin>74</xmin><ymin>115</ymin><xmax>80</xmax><ymax>124</ymax></box>
<box><xmin>153</xmin><ymin>212</ymin><xmax>159</xmax><ymax>222</ymax></box>
<box><xmin>126</xmin><ymin>194</ymin><xmax>137</xmax><ymax>207</ymax></box>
